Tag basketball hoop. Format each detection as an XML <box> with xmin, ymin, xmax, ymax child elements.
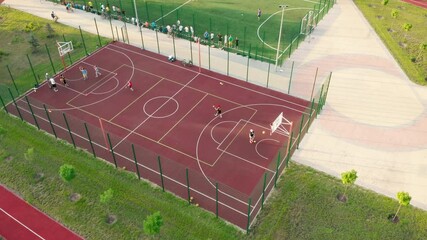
<box><xmin>57</xmin><ymin>41</ymin><xmax>73</xmax><ymax>69</ymax></box>
<box><xmin>270</xmin><ymin>112</ymin><xmax>293</xmax><ymax>136</ymax></box>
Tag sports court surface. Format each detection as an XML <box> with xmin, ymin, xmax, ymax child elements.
<box><xmin>6</xmin><ymin>41</ymin><xmax>311</xmax><ymax>228</ymax></box>
<box><xmin>0</xmin><ymin>185</ymin><xmax>83</xmax><ymax>239</ymax></box>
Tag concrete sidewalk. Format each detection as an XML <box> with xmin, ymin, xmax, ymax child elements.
<box><xmin>4</xmin><ymin>0</ymin><xmax>427</xmax><ymax>211</ymax></box>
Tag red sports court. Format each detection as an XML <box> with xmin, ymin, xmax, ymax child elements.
<box><xmin>6</xmin><ymin>42</ymin><xmax>312</xmax><ymax>229</ymax></box>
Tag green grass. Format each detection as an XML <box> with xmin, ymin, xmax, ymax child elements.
<box><xmin>354</xmin><ymin>0</ymin><xmax>427</xmax><ymax>85</ymax></box>
<box><xmin>1</xmin><ymin>5</ymin><xmax>427</xmax><ymax>239</ymax></box>
<box><xmin>63</xmin><ymin>0</ymin><xmax>332</xmax><ymax>63</ymax></box>
<box><xmin>1</xmin><ymin>112</ymin><xmax>427</xmax><ymax>239</ymax></box>
<box><xmin>0</xmin><ymin>112</ymin><xmax>243</xmax><ymax>239</ymax></box>
<box><xmin>0</xmin><ymin>6</ymin><xmax>110</xmax><ymax>102</ymax></box>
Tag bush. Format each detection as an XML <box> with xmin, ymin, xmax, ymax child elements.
<box><xmin>100</xmin><ymin>188</ymin><xmax>114</xmax><ymax>204</ymax></box>
<box><xmin>143</xmin><ymin>211</ymin><xmax>163</xmax><ymax>237</ymax></box>
<box><xmin>24</xmin><ymin>22</ymin><xmax>40</xmax><ymax>32</ymax></box>
<box><xmin>59</xmin><ymin>164</ymin><xmax>76</xmax><ymax>182</ymax></box>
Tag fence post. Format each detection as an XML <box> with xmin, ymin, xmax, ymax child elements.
<box><xmin>316</xmin><ymin>84</ymin><xmax>324</xmax><ymax>116</ymax></box>
<box><xmin>173</xmin><ymin>34</ymin><xmax>176</xmax><ymax>58</ymax></box>
<box><xmin>246</xmin><ymin>44</ymin><xmax>251</xmax><ymax>82</ymax></box>
<box><xmin>107</xmin><ymin>133</ymin><xmax>118</xmax><ymax>168</ymax></box>
<box><xmin>309</xmin><ymin>67</ymin><xmax>319</xmax><ymax>101</ymax></box>
<box><xmin>155</xmin><ymin>30</ymin><xmax>160</xmax><ymax>54</ymax></box>
<box><xmin>308</xmin><ymin>98</ymin><xmax>315</xmax><ymax>127</ymax></box>
<box><xmin>26</xmin><ymin>54</ymin><xmax>39</xmax><ymax>86</ymax></box>
<box><xmin>288</xmin><ymin>61</ymin><xmax>295</xmax><ymax>94</ymax></box>
<box><xmin>78</xmin><ymin>26</ymin><xmax>89</xmax><ymax>56</ymax></box>
<box><xmin>158</xmin><ymin>156</ymin><xmax>165</xmax><ymax>192</ymax></box>
<box><xmin>139</xmin><ymin>25</ymin><xmax>145</xmax><ymax>49</ymax></box>
<box><xmin>274</xmin><ymin>152</ymin><xmax>281</xmax><ymax>187</ymax></box>
<box><xmin>246</xmin><ymin>198</ymin><xmax>252</xmax><ymax>234</ymax></box>
<box><xmin>297</xmin><ymin>115</ymin><xmax>305</xmax><ymax>149</ymax></box>
<box><xmin>266</xmin><ymin>62</ymin><xmax>271</xmax><ymax>88</ymax></box>
<box><xmin>261</xmin><ymin>172</ymin><xmax>267</xmax><ymax>209</ymax></box>
<box><xmin>94</xmin><ymin>18</ymin><xmax>102</xmax><ymax>47</ymax></box>
<box><xmin>8</xmin><ymin>88</ymin><xmax>23</xmax><ymax>121</ymax></box>
<box><xmin>45</xmin><ymin>44</ymin><xmax>56</xmax><ymax>74</ymax></box>
<box><xmin>62</xmin><ymin>34</ymin><xmax>73</xmax><ymax>64</ymax></box>
<box><xmin>186</xmin><ymin>168</ymin><xmax>191</xmax><ymax>204</ymax></box>
<box><xmin>109</xmin><ymin>17</ymin><xmax>115</xmax><ymax>41</ymax></box>
<box><xmin>115</xmin><ymin>26</ymin><xmax>120</xmax><ymax>42</ymax></box>
<box><xmin>145</xmin><ymin>2</ymin><xmax>150</xmax><ymax>21</ymax></box>
<box><xmin>132</xmin><ymin>144</ymin><xmax>141</xmax><ymax>179</ymax></box>
<box><xmin>7</xmin><ymin>65</ymin><xmax>19</xmax><ymax>95</ymax></box>
<box><xmin>43</xmin><ymin>104</ymin><xmax>57</xmax><ymax>138</ymax></box>
<box><xmin>121</xmin><ymin>28</ymin><xmax>125</xmax><ymax>43</ymax></box>
<box><xmin>286</xmin><ymin>132</ymin><xmax>293</xmax><ymax>167</ymax></box>
<box><xmin>24</xmin><ymin>96</ymin><xmax>39</xmax><ymax>130</ymax></box>
<box><xmin>62</xmin><ymin>113</ymin><xmax>76</xmax><ymax>148</ymax></box>
<box><xmin>0</xmin><ymin>95</ymin><xmax>8</xmax><ymax>113</ymax></box>
<box><xmin>215</xmin><ymin>182</ymin><xmax>219</xmax><ymax>218</ymax></box>
<box><xmin>84</xmin><ymin>123</ymin><xmax>96</xmax><ymax>158</ymax></box>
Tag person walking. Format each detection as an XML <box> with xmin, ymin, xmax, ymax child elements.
<box><xmin>257</xmin><ymin>8</ymin><xmax>262</xmax><ymax>21</ymax></box>
<box><xmin>213</xmin><ymin>104</ymin><xmax>222</xmax><ymax>118</ymax></box>
<box><xmin>94</xmin><ymin>65</ymin><xmax>101</xmax><ymax>77</ymax></box>
<box><xmin>127</xmin><ymin>81</ymin><xmax>134</xmax><ymax>91</ymax></box>
<box><xmin>48</xmin><ymin>78</ymin><xmax>58</xmax><ymax>92</ymax></box>
<box><xmin>59</xmin><ymin>74</ymin><xmax>69</xmax><ymax>86</ymax></box>
<box><xmin>51</xmin><ymin>11</ymin><xmax>59</xmax><ymax>22</ymax></box>
<box><xmin>249</xmin><ymin>129</ymin><xmax>256</xmax><ymax>143</ymax></box>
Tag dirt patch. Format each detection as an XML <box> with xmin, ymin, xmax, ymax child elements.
<box><xmin>34</xmin><ymin>172</ymin><xmax>44</xmax><ymax>182</ymax></box>
<box><xmin>106</xmin><ymin>214</ymin><xmax>117</xmax><ymax>225</ymax></box>
<box><xmin>376</xmin><ymin>15</ymin><xmax>384</xmax><ymax>20</ymax></box>
<box><xmin>336</xmin><ymin>193</ymin><xmax>347</xmax><ymax>203</ymax></box>
<box><xmin>399</xmin><ymin>42</ymin><xmax>407</xmax><ymax>48</ymax></box>
<box><xmin>388</xmin><ymin>214</ymin><xmax>400</xmax><ymax>223</ymax></box>
<box><xmin>5</xmin><ymin>156</ymin><xmax>13</xmax><ymax>162</ymax></box>
<box><xmin>69</xmin><ymin>193</ymin><xmax>81</xmax><ymax>202</ymax></box>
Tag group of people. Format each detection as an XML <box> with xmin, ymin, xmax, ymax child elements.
<box><xmin>211</xmin><ymin>32</ymin><xmax>239</xmax><ymax>49</ymax></box>
<box><xmin>44</xmin><ymin>65</ymin><xmax>134</xmax><ymax>93</ymax></box>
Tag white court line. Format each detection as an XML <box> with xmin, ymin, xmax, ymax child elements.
<box><xmin>155</xmin><ymin>0</ymin><xmax>193</xmax><ymax>23</ymax></box>
<box><xmin>108</xmin><ymin>44</ymin><xmax>309</xmax><ymax>111</ymax></box>
<box><xmin>0</xmin><ymin>208</ymin><xmax>45</xmax><ymax>240</ymax></box>
<box><xmin>9</xmin><ymin>105</ymin><xmax>250</xmax><ymax>216</ymax></box>
<box><xmin>158</xmin><ymin>93</ymin><xmax>208</xmax><ymax>142</ymax></box>
<box><xmin>112</xmin><ymin>73</ymin><xmax>201</xmax><ymax>149</ymax></box>
<box><xmin>109</xmin><ymin>78</ymin><xmax>165</xmax><ymax>122</ymax></box>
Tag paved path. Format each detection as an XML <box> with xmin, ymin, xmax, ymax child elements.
<box><xmin>3</xmin><ymin>0</ymin><xmax>426</xmax><ymax>212</ymax></box>
<box><xmin>0</xmin><ymin>185</ymin><xmax>83</xmax><ymax>240</ymax></box>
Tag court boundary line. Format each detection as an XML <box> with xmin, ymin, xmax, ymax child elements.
<box><xmin>107</xmin><ymin>44</ymin><xmax>309</xmax><ymax>110</ymax></box>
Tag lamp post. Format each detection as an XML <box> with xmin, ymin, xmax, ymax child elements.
<box><xmin>275</xmin><ymin>5</ymin><xmax>288</xmax><ymax>70</ymax></box>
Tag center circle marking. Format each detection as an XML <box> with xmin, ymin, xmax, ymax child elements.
<box><xmin>143</xmin><ymin>96</ymin><xmax>179</xmax><ymax>118</ymax></box>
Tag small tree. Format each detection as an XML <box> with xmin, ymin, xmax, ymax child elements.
<box><xmin>28</xmin><ymin>34</ymin><xmax>40</xmax><ymax>52</ymax></box>
<box><xmin>45</xmin><ymin>23</ymin><xmax>55</xmax><ymax>38</ymax></box>
<box><xmin>390</xmin><ymin>9</ymin><xmax>398</xmax><ymax>31</ymax></box>
<box><xmin>59</xmin><ymin>164</ymin><xmax>76</xmax><ymax>182</ymax></box>
<box><xmin>100</xmin><ymin>188</ymin><xmax>114</xmax><ymax>205</ymax></box>
<box><xmin>339</xmin><ymin>169</ymin><xmax>358</xmax><ymax>201</ymax></box>
<box><xmin>392</xmin><ymin>191</ymin><xmax>411</xmax><ymax>222</ymax></box>
<box><xmin>143</xmin><ymin>211</ymin><xmax>163</xmax><ymax>238</ymax></box>
<box><xmin>24</xmin><ymin>148</ymin><xmax>35</xmax><ymax>161</ymax></box>
<box><xmin>402</xmin><ymin>23</ymin><xmax>412</xmax><ymax>42</ymax></box>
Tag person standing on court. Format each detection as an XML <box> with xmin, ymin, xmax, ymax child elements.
<box><xmin>49</xmin><ymin>78</ymin><xmax>58</xmax><ymax>92</ymax></box>
<box><xmin>249</xmin><ymin>129</ymin><xmax>256</xmax><ymax>143</ymax></box>
<box><xmin>79</xmin><ymin>66</ymin><xmax>88</xmax><ymax>80</ymax></box>
<box><xmin>127</xmin><ymin>81</ymin><xmax>134</xmax><ymax>91</ymax></box>
<box><xmin>59</xmin><ymin>74</ymin><xmax>69</xmax><ymax>86</ymax></box>
<box><xmin>94</xmin><ymin>65</ymin><xmax>101</xmax><ymax>77</ymax></box>
<box><xmin>213</xmin><ymin>104</ymin><xmax>222</xmax><ymax>118</ymax></box>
